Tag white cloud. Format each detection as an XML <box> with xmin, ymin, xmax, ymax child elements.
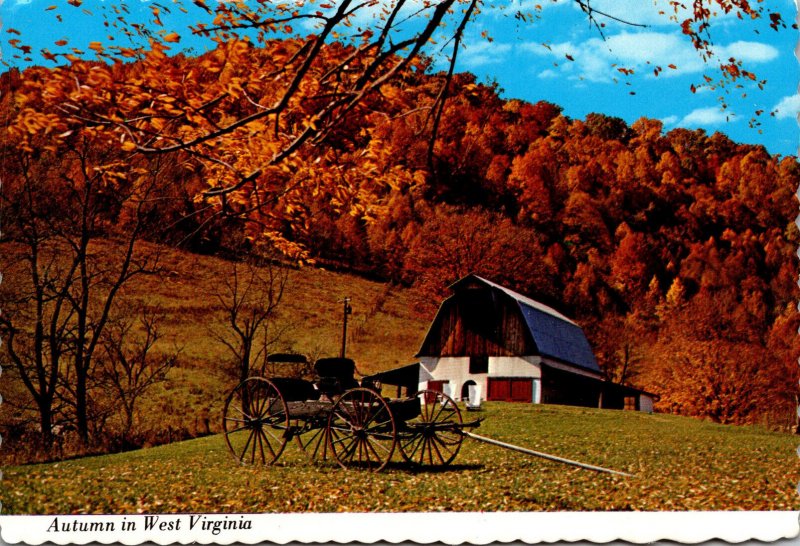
<box><xmin>679</xmin><ymin>106</ymin><xmax>735</xmax><ymax>126</ymax></box>
<box><xmin>714</xmin><ymin>41</ymin><xmax>779</xmax><ymax>63</ymax></box>
<box><xmin>772</xmin><ymin>94</ymin><xmax>800</xmax><ymax>120</ymax></box>
<box><xmin>460</xmin><ymin>40</ymin><xmax>512</xmax><ymax>68</ymax></box>
<box><xmin>660</xmin><ymin>115</ymin><xmax>678</xmax><ymax>126</ymax></box>
<box><xmin>520</xmin><ymin>30</ymin><xmax>778</xmax><ymax>83</ymax></box>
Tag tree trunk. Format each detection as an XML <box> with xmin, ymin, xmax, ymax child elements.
<box><xmin>241</xmin><ymin>341</ymin><xmax>251</xmax><ymax>383</ymax></box>
<box><xmin>38</xmin><ymin>402</ymin><xmax>54</xmax><ymax>447</ymax></box>
<box><xmin>76</xmin><ymin>369</ymin><xmax>89</xmax><ymax>444</ymax></box>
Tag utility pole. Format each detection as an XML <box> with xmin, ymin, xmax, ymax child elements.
<box><xmin>340</xmin><ymin>297</ymin><xmax>352</xmax><ymax>358</ymax></box>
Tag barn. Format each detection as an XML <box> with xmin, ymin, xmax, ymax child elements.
<box><xmin>409</xmin><ymin>274</ymin><xmax>655</xmax><ymax>411</ymax></box>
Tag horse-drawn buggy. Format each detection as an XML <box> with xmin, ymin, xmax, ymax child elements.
<box><xmin>222</xmin><ymin>355</ymin><xmax>477</xmax><ymax>471</ymax></box>
<box><xmin>223</xmin><ymin>354</ymin><xmax>633</xmax><ymax>476</ymax></box>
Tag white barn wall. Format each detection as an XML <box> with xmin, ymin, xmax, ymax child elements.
<box><xmin>489</xmin><ymin>356</ymin><xmax>542</xmax><ymax>377</ymax></box>
<box><xmin>420</xmin><ymin>355</ymin><xmax>542</xmax><ymax>402</ymax></box>
<box><xmin>419</xmin><ymin>356</ymin><xmax>653</xmax><ymax>411</ymax></box>
<box><xmin>419</xmin><ymin>356</ymin><xmax>472</xmax><ymax>396</ymax></box>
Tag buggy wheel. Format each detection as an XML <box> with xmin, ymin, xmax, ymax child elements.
<box><xmin>294</xmin><ymin>417</ymin><xmax>330</xmax><ymax>463</ymax></box>
<box><xmin>222</xmin><ymin>377</ymin><xmax>289</xmax><ymax>465</ymax></box>
<box><xmin>399</xmin><ymin>389</ymin><xmax>463</xmax><ymax>467</ymax></box>
<box><xmin>328</xmin><ymin>388</ymin><xmax>396</xmax><ymax>471</ymax></box>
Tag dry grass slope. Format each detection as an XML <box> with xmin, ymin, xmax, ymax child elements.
<box><xmin>1</xmin><ymin>240</ymin><xmax>431</xmax><ymax>448</ymax></box>
<box><xmin>126</xmin><ymin>243</ymin><xmax>431</xmax><ymax>435</ymax></box>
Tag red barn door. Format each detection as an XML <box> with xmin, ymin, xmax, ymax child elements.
<box><xmin>487</xmin><ymin>378</ymin><xmax>533</xmax><ymax>402</ymax></box>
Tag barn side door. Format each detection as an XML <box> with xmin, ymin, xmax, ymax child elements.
<box><xmin>487</xmin><ymin>378</ymin><xmax>533</xmax><ymax>402</ymax></box>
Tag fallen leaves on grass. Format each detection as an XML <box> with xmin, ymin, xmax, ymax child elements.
<box><xmin>5</xmin><ymin>404</ymin><xmax>799</xmax><ymax>513</ymax></box>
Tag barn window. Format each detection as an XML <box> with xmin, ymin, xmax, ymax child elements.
<box><xmin>469</xmin><ymin>355</ymin><xmax>488</xmax><ymax>374</ymax></box>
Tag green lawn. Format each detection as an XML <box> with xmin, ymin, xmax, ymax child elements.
<box><xmin>5</xmin><ymin>402</ymin><xmax>798</xmax><ymax>513</ymax></box>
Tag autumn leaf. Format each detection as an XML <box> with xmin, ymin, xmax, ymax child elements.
<box><xmin>193</xmin><ymin>0</ymin><xmax>211</xmax><ymax>13</ymax></box>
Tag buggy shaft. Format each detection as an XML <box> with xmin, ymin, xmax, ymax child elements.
<box><xmin>462</xmin><ymin>431</ymin><xmax>634</xmax><ymax>478</ymax></box>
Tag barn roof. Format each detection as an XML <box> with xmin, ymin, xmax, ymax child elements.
<box><xmin>448</xmin><ymin>275</ymin><xmax>601</xmax><ymax>373</ymax></box>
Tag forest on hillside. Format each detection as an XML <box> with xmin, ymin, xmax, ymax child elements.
<box><xmin>1</xmin><ymin>35</ymin><xmax>798</xmax><ymax>460</ymax></box>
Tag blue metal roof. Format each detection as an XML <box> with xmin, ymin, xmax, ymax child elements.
<box><xmin>517</xmin><ymin>301</ymin><xmax>600</xmax><ymax>373</ymax></box>
<box><xmin>450</xmin><ymin>275</ymin><xmax>601</xmax><ymax>373</ymax></box>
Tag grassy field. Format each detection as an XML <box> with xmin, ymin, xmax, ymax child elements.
<box><xmin>5</xmin><ymin>402</ymin><xmax>799</xmax><ymax>513</ymax></box>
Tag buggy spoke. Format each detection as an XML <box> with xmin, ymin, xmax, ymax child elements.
<box><xmin>238</xmin><ymin>429</ymin><xmax>256</xmax><ymax>463</ymax></box>
<box><xmin>430</xmin><ymin>434</ymin><xmax>449</xmax><ymax>464</ymax></box>
<box><xmin>398</xmin><ymin>390</ymin><xmax>463</xmax><ymax>467</ymax></box>
<box><xmin>342</xmin><ymin>436</ymin><xmax>358</xmax><ymax>461</ymax></box>
<box><xmin>223</xmin><ymin>378</ymin><xmax>289</xmax><ymax>466</ymax></box>
<box><xmin>249</xmin><ymin>386</ymin><xmax>263</xmax><ymax>417</ymax></box>
<box><xmin>364</xmin><ymin>438</ymin><xmax>382</xmax><ymax>462</ymax></box>
<box><xmin>256</xmin><ymin>428</ymin><xmax>267</xmax><ymax>464</ymax></box>
<box><xmin>262</xmin><ymin>424</ymin><xmax>283</xmax><ymax>445</ymax></box>
<box><xmin>330</xmin><ymin>432</ymin><xmax>354</xmax><ymax>446</ymax></box>
<box><xmin>231</xmin><ymin>404</ymin><xmax>253</xmax><ymax>421</ymax></box>
<box><xmin>430</xmin><ymin>400</ymin><xmax>451</xmax><ymax>424</ymax></box>
<box><xmin>328</xmin><ymin>388</ymin><xmax>395</xmax><ymax>471</ymax></box>
<box><xmin>297</xmin><ymin>425</ymin><xmax>328</xmax><ymax>463</ymax></box>
<box><xmin>336</xmin><ymin>399</ymin><xmax>357</xmax><ymax>424</ymax></box>
<box><xmin>403</xmin><ymin>435</ymin><xmax>426</xmax><ymax>463</ymax></box>
<box><xmin>259</xmin><ymin>428</ymin><xmax>277</xmax><ymax>459</ymax></box>
<box><xmin>224</xmin><ymin>424</ymin><xmax>251</xmax><ymax>434</ymax></box>
<box><xmin>249</xmin><ymin>429</ymin><xmax>259</xmax><ymax>464</ymax></box>
<box><xmin>362</xmin><ymin>405</ymin><xmax>388</xmax><ymax>430</ymax></box>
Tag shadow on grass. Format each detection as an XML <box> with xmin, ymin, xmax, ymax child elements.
<box><xmin>383</xmin><ymin>461</ymin><xmax>486</xmax><ymax>474</ymax></box>
<box><xmin>301</xmin><ymin>459</ymin><xmax>485</xmax><ymax>474</ymax></box>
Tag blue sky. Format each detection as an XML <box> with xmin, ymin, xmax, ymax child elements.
<box><xmin>449</xmin><ymin>0</ymin><xmax>798</xmax><ymax>157</ymax></box>
<box><xmin>1</xmin><ymin>0</ymin><xmax>798</xmax><ymax>156</ymax></box>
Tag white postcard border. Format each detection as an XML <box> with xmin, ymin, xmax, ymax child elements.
<box><xmin>0</xmin><ymin>511</ymin><xmax>797</xmax><ymax>545</ymax></box>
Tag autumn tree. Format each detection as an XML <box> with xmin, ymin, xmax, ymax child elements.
<box><xmin>0</xmin><ymin>72</ymin><xmax>176</xmax><ymax>444</ymax></box>
<box><xmin>403</xmin><ymin>204</ymin><xmax>549</xmax><ymax>304</ymax></box>
<box><xmin>1</xmin><ymin>0</ymin><xmax>796</xmax><ymax>442</ymax></box>
<box><xmin>3</xmin><ymin>0</ymin><xmax>784</xmax><ymax>259</ymax></box>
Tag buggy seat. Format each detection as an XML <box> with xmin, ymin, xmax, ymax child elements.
<box><xmin>269</xmin><ymin>377</ymin><xmax>320</xmax><ymax>402</ymax></box>
<box><xmin>315</xmin><ymin>357</ymin><xmax>359</xmax><ymax>396</ymax></box>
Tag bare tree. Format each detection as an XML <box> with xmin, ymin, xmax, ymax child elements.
<box><xmin>98</xmin><ymin>308</ymin><xmax>179</xmax><ymax>445</ymax></box>
<box><xmin>0</xmin><ymin>134</ymin><xmax>171</xmax><ymax>445</ymax></box>
<box><xmin>211</xmin><ymin>258</ymin><xmax>291</xmax><ymax>384</ymax></box>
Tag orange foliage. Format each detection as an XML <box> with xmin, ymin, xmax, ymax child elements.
<box><xmin>3</xmin><ymin>30</ymin><xmax>798</xmax><ymax>427</ymax></box>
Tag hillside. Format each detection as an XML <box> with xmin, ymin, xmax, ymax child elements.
<box><xmin>0</xmin><ymin>241</ymin><xmax>430</xmax><ymax>460</ymax></box>
<box><xmin>2</xmin><ymin>36</ymin><xmax>798</xmax><ymax>447</ymax></box>
<box><xmin>5</xmin><ymin>402</ymin><xmax>798</xmax><ymax>513</ymax></box>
